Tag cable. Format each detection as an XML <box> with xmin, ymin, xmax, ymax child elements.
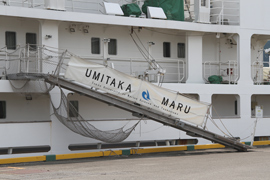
<box><xmin>212</xmin><ymin>106</ymin><xmax>234</xmax><ymax>137</ymax></box>
<box><xmin>208</xmin><ymin>116</ymin><xmax>232</xmax><ymax>138</ymax></box>
<box><xmin>130</xmin><ymin>33</ymin><xmax>155</xmax><ymax>69</ymax></box>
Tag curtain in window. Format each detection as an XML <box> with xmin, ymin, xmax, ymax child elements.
<box><xmin>0</xmin><ymin>101</ymin><xmax>6</xmax><ymax>119</ymax></box>
<box><xmin>91</xmin><ymin>38</ymin><xmax>100</xmax><ymax>54</ymax></box>
<box><xmin>26</xmin><ymin>33</ymin><xmax>37</xmax><ymax>50</ymax></box>
<box><xmin>108</xmin><ymin>39</ymin><xmax>117</xmax><ymax>55</ymax></box>
<box><xmin>178</xmin><ymin>43</ymin><xmax>185</xmax><ymax>58</ymax></box>
<box><xmin>5</xmin><ymin>32</ymin><xmax>16</xmax><ymax>50</ymax></box>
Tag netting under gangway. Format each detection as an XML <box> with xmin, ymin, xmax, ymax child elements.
<box><xmin>52</xmin><ymin>88</ymin><xmax>139</xmax><ymax>143</ymax></box>
<box><xmin>4</xmin><ymin>45</ymin><xmax>140</xmax><ymax>143</ymax></box>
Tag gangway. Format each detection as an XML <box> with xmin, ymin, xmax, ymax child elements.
<box><xmin>4</xmin><ymin>45</ymin><xmax>250</xmax><ymax>152</ymax></box>
<box><xmin>7</xmin><ymin>72</ymin><xmax>250</xmax><ymax>152</ymax></box>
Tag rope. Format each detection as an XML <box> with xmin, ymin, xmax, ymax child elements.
<box><xmin>211</xmin><ymin>106</ymin><xmax>235</xmax><ymax>137</ymax></box>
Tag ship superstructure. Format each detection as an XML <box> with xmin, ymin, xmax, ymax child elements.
<box><xmin>0</xmin><ymin>0</ymin><xmax>269</xmax><ymax>158</ymax></box>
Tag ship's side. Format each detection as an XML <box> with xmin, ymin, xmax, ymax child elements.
<box><xmin>0</xmin><ymin>0</ymin><xmax>269</xmax><ymax>158</ymax></box>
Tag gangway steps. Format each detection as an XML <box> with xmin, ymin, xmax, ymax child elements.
<box><xmin>7</xmin><ymin>73</ymin><xmax>250</xmax><ymax>152</ymax></box>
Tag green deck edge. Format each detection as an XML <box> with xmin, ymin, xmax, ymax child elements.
<box><xmin>187</xmin><ymin>145</ymin><xmax>195</xmax><ymax>151</ymax></box>
<box><xmin>245</xmin><ymin>142</ymin><xmax>251</xmax><ymax>146</ymax></box>
<box><xmin>122</xmin><ymin>149</ymin><xmax>131</xmax><ymax>156</ymax></box>
<box><xmin>46</xmin><ymin>155</ymin><xmax>56</xmax><ymax>162</ymax></box>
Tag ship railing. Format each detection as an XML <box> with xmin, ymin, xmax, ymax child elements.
<box><xmin>1</xmin><ymin>44</ymin><xmax>66</xmax><ymax>77</ymax></box>
<box><xmin>252</xmin><ymin>61</ymin><xmax>270</xmax><ymax>85</ymax></box>
<box><xmin>203</xmin><ymin>60</ymin><xmax>238</xmax><ymax>84</ymax></box>
<box><xmin>2</xmin><ymin>45</ymin><xmax>186</xmax><ymax>84</ymax></box>
<box><xmin>0</xmin><ymin>45</ymin><xmax>25</xmax><ymax>77</ymax></box>
<box><xmin>81</xmin><ymin>56</ymin><xmax>186</xmax><ymax>83</ymax></box>
<box><xmin>0</xmin><ymin>66</ymin><xmax>6</xmax><ymax>79</ymax></box>
<box><xmin>210</xmin><ymin>0</ymin><xmax>240</xmax><ymax>25</ymax></box>
<box><xmin>66</xmin><ymin>0</ymin><xmax>101</xmax><ymax>14</ymax></box>
<box><xmin>2</xmin><ymin>0</ymin><xmax>134</xmax><ymax>14</ymax></box>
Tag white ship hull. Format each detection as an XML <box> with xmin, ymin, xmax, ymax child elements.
<box><xmin>0</xmin><ymin>0</ymin><xmax>269</xmax><ymax>158</ymax></box>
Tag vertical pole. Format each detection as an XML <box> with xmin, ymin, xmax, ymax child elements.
<box><xmin>18</xmin><ymin>48</ymin><xmax>21</xmax><ymax>73</ymax></box>
<box><xmin>30</xmin><ymin>0</ymin><xmax>33</xmax><ymax>8</ymax></box>
<box><xmin>37</xmin><ymin>46</ymin><xmax>40</xmax><ymax>73</ymax></box>
<box><xmin>5</xmin><ymin>46</ymin><xmax>8</xmax><ymax>71</ymax></box>
<box><xmin>178</xmin><ymin>60</ymin><xmax>180</xmax><ymax>83</ymax></box>
<box><xmin>251</xmin><ymin>118</ymin><xmax>258</xmax><ymax>147</ymax></box>
<box><xmin>23</xmin><ymin>47</ymin><xmax>26</xmax><ymax>72</ymax></box>
<box><xmin>27</xmin><ymin>44</ymin><xmax>30</xmax><ymax>73</ymax></box>
<box><xmin>71</xmin><ymin>0</ymin><xmax>74</xmax><ymax>12</ymax></box>
<box><xmin>183</xmin><ymin>61</ymin><xmax>185</xmax><ymax>82</ymax></box>
<box><xmin>229</xmin><ymin>61</ymin><xmax>231</xmax><ymax>84</ymax></box>
<box><xmin>103</xmin><ymin>39</ymin><xmax>108</xmax><ymax>66</ymax></box>
<box><xmin>221</xmin><ymin>1</ymin><xmax>224</xmax><ymax>25</ymax></box>
<box><xmin>130</xmin><ymin>58</ymin><xmax>133</xmax><ymax>75</ymax></box>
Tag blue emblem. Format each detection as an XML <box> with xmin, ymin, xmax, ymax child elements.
<box><xmin>142</xmin><ymin>90</ymin><xmax>150</xmax><ymax>101</ymax></box>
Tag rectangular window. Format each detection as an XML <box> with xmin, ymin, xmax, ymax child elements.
<box><xmin>0</xmin><ymin>101</ymin><xmax>6</xmax><ymax>119</ymax></box>
<box><xmin>108</xmin><ymin>39</ymin><xmax>117</xmax><ymax>55</ymax></box>
<box><xmin>5</xmin><ymin>31</ymin><xmax>16</xmax><ymax>50</ymax></box>
<box><xmin>69</xmin><ymin>101</ymin><xmax>79</xmax><ymax>118</ymax></box>
<box><xmin>201</xmin><ymin>0</ymin><xmax>206</xmax><ymax>6</ymax></box>
<box><xmin>178</xmin><ymin>43</ymin><xmax>185</xmax><ymax>58</ymax></box>
<box><xmin>91</xmin><ymin>37</ymin><xmax>100</xmax><ymax>54</ymax></box>
<box><xmin>26</xmin><ymin>33</ymin><xmax>37</xmax><ymax>50</ymax></box>
<box><xmin>235</xmin><ymin>100</ymin><xmax>238</xmax><ymax>115</ymax></box>
<box><xmin>163</xmin><ymin>42</ymin><xmax>171</xmax><ymax>57</ymax></box>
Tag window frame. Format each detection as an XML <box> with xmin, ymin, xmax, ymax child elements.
<box><xmin>177</xmin><ymin>43</ymin><xmax>185</xmax><ymax>58</ymax></box>
<box><xmin>5</xmin><ymin>31</ymin><xmax>16</xmax><ymax>50</ymax></box>
<box><xmin>91</xmin><ymin>37</ymin><xmax>100</xmax><ymax>54</ymax></box>
<box><xmin>201</xmin><ymin>0</ymin><xmax>206</xmax><ymax>7</ymax></box>
<box><xmin>0</xmin><ymin>101</ymin><xmax>6</xmax><ymax>119</ymax></box>
<box><xmin>201</xmin><ymin>0</ymin><xmax>206</xmax><ymax>6</ymax></box>
<box><xmin>108</xmin><ymin>38</ymin><xmax>117</xmax><ymax>55</ymax></box>
<box><xmin>26</xmin><ymin>32</ymin><xmax>37</xmax><ymax>50</ymax></box>
<box><xmin>163</xmin><ymin>42</ymin><xmax>171</xmax><ymax>58</ymax></box>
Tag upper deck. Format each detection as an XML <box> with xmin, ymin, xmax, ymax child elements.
<box><xmin>0</xmin><ymin>0</ymin><xmax>269</xmax><ymax>33</ymax></box>
<box><xmin>0</xmin><ymin>0</ymin><xmax>241</xmax><ymax>33</ymax></box>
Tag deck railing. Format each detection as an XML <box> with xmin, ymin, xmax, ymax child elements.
<box><xmin>0</xmin><ymin>45</ymin><xmax>186</xmax><ymax>83</ymax></box>
<box><xmin>252</xmin><ymin>61</ymin><xmax>270</xmax><ymax>85</ymax></box>
<box><xmin>210</xmin><ymin>0</ymin><xmax>240</xmax><ymax>25</ymax></box>
<box><xmin>203</xmin><ymin>60</ymin><xmax>238</xmax><ymax>84</ymax></box>
<box><xmin>1</xmin><ymin>0</ymin><xmax>134</xmax><ymax>14</ymax></box>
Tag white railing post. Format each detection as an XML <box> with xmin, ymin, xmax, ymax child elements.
<box><xmin>5</xmin><ymin>46</ymin><xmax>9</xmax><ymax>71</ymax></box>
<box><xmin>18</xmin><ymin>47</ymin><xmax>22</xmax><ymax>73</ymax></box>
<box><xmin>37</xmin><ymin>46</ymin><xmax>40</xmax><ymax>73</ymax></box>
<box><xmin>27</xmin><ymin>44</ymin><xmax>30</xmax><ymax>73</ymax></box>
<box><xmin>23</xmin><ymin>47</ymin><xmax>26</xmax><ymax>72</ymax></box>
<box><xmin>71</xmin><ymin>0</ymin><xmax>74</xmax><ymax>12</ymax></box>
<box><xmin>234</xmin><ymin>61</ymin><xmax>237</xmax><ymax>84</ymax></box>
<box><xmin>183</xmin><ymin>61</ymin><xmax>185</xmax><ymax>82</ymax></box>
<box><xmin>221</xmin><ymin>1</ymin><xmax>224</xmax><ymax>25</ymax></box>
<box><xmin>29</xmin><ymin>0</ymin><xmax>34</xmax><ymax>8</ymax></box>
<box><xmin>177</xmin><ymin>60</ymin><xmax>180</xmax><ymax>83</ymax></box>
<box><xmin>130</xmin><ymin>58</ymin><xmax>133</xmax><ymax>75</ymax></box>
